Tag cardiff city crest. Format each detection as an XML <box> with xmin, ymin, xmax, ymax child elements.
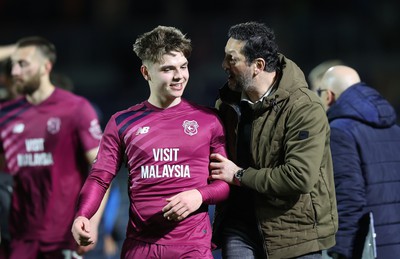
<box><xmin>182</xmin><ymin>120</ymin><xmax>199</xmax><ymax>136</ymax></box>
<box><xmin>47</xmin><ymin>117</ymin><xmax>61</xmax><ymax>134</ymax></box>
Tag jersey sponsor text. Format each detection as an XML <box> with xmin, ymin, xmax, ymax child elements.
<box><xmin>141</xmin><ymin>148</ymin><xmax>190</xmax><ymax>178</ymax></box>
<box><xmin>17</xmin><ymin>152</ymin><xmax>53</xmax><ymax>166</ymax></box>
<box><xmin>16</xmin><ymin>138</ymin><xmax>54</xmax><ymax>166</ymax></box>
<box><xmin>141</xmin><ymin>164</ymin><xmax>190</xmax><ymax>178</ymax></box>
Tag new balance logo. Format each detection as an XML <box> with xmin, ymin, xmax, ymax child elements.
<box><xmin>136</xmin><ymin>126</ymin><xmax>150</xmax><ymax>135</ymax></box>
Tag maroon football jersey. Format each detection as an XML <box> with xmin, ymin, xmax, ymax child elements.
<box><xmin>0</xmin><ymin>88</ymin><xmax>102</xmax><ymax>249</ymax></box>
<box><xmin>77</xmin><ymin>99</ymin><xmax>228</xmax><ymax>248</ymax></box>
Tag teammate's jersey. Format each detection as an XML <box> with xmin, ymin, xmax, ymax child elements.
<box><xmin>79</xmin><ymin>99</ymin><xmax>228</xmax><ymax>248</ymax></box>
<box><xmin>0</xmin><ymin>88</ymin><xmax>102</xmax><ymax>248</ymax></box>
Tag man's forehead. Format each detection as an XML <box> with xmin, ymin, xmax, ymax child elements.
<box><xmin>225</xmin><ymin>38</ymin><xmax>245</xmax><ymax>55</ymax></box>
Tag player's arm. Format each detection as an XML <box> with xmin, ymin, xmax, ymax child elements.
<box><xmin>73</xmin><ymin>113</ymin><xmax>122</xmax><ymax>250</ymax></box>
<box><xmin>76</xmin><ymin>147</ymin><xmax>110</xmax><ymax>254</ymax></box>
<box><xmin>76</xmin><ymin>189</ymin><xmax>109</xmax><ymax>254</ymax></box>
<box><xmin>85</xmin><ymin>147</ymin><xmax>98</xmax><ymax>164</ymax></box>
<box><xmin>73</xmin><ymin>167</ymin><xmax>112</xmax><ymax>252</ymax></box>
<box><xmin>85</xmin><ymin>147</ymin><xmax>110</xmax><ymax>230</ymax></box>
<box><xmin>0</xmin><ymin>44</ymin><xmax>16</xmax><ymax>61</ymax></box>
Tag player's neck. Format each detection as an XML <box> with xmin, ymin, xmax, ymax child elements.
<box><xmin>148</xmin><ymin>96</ymin><xmax>182</xmax><ymax>109</ymax></box>
<box><xmin>26</xmin><ymin>82</ymin><xmax>56</xmax><ymax>105</ymax></box>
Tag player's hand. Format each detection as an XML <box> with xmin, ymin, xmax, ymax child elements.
<box><xmin>162</xmin><ymin>189</ymin><xmax>202</xmax><ymax>221</ymax></box>
<box><xmin>71</xmin><ymin>216</ymin><xmax>94</xmax><ymax>249</ymax></box>
<box><xmin>75</xmin><ymin>216</ymin><xmax>99</xmax><ymax>254</ymax></box>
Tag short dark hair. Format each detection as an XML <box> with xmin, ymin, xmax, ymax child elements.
<box><xmin>133</xmin><ymin>26</ymin><xmax>192</xmax><ymax>64</ymax></box>
<box><xmin>228</xmin><ymin>21</ymin><xmax>279</xmax><ymax>72</ymax></box>
<box><xmin>16</xmin><ymin>36</ymin><xmax>57</xmax><ymax>65</ymax></box>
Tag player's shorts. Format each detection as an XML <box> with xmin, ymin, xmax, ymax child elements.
<box><xmin>9</xmin><ymin>239</ymin><xmax>83</xmax><ymax>259</ymax></box>
<box><xmin>121</xmin><ymin>238</ymin><xmax>213</xmax><ymax>259</ymax></box>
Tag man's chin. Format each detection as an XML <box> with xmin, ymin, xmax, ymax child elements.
<box><xmin>227</xmin><ymin>81</ymin><xmax>241</xmax><ymax>92</ymax></box>
<box><xmin>15</xmin><ymin>84</ymin><xmax>24</xmax><ymax>94</ymax></box>
<box><xmin>18</xmin><ymin>86</ymin><xmax>37</xmax><ymax>95</ymax></box>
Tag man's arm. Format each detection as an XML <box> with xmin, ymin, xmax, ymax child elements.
<box><xmin>209</xmin><ymin>153</ymin><xmax>241</xmax><ymax>185</ymax></box>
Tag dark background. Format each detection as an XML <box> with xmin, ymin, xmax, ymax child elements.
<box><xmin>1</xmin><ymin>0</ymin><xmax>399</xmax><ymax>125</ymax></box>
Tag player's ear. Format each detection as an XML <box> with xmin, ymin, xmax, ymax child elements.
<box><xmin>40</xmin><ymin>60</ymin><xmax>52</xmax><ymax>76</ymax></box>
<box><xmin>140</xmin><ymin>65</ymin><xmax>150</xmax><ymax>81</ymax></box>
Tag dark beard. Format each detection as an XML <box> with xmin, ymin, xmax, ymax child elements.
<box><xmin>228</xmin><ymin>80</ymin><xmax>242</xmax><ymax>92</ymax></box>
<box><xmin>229</xmin><ymin>73</ymin><xmax>251</xmax><ymax>93</ymax></box>
<box><xmin>15</xmin><ymin>73</ymin><xmax>41</xmax><ymax>95</ymax></box>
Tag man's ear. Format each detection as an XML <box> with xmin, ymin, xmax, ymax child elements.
<box><xmin>327</xmin><ymin>90</ymin><xmax>336</xmax><ymax>106</ymax></box>
<box><xmin>140</xmin><ymin>65</ymin><xmax>150</xmax><ymax>81</ymax></box>
<box><xmin>253</xmin><ymin>58</ymin><xmax>265</xmax><ymax>75</ymax></box>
